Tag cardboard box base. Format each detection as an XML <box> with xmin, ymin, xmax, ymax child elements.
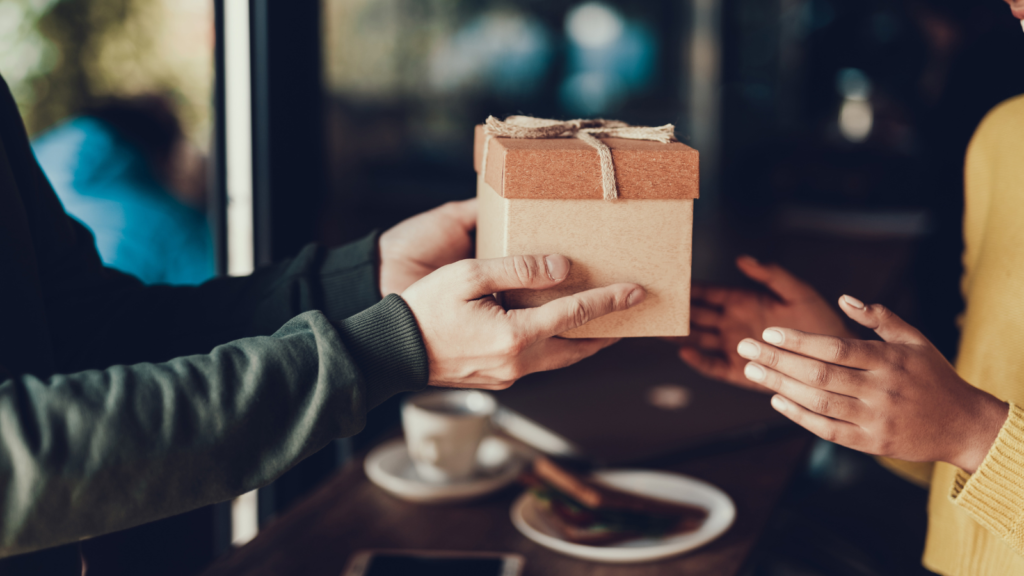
<box><xmin>476</xmin><ymin>179</ymin><xmax>692</xmax><ymax>338</ymax></box>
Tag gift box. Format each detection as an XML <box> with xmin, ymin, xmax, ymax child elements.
<box><xmin>473</xmin><ymin>116</ymin><xmax>699</xmax><ymax>338</ymax></box>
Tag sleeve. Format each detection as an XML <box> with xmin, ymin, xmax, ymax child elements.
<box><xmin>947</xmin><ymin>402</ymin><xmax>1024</xmax><ymax>555</ymax></box>
<box><xmin>0</xmin><ymin>296</ymin><xmax>428</xmax><ymax>558</ymax></box>
<box><xmin>39</xmin><ymin>214</ymin><xmax>384</xmax><ymax>372</ymax></box>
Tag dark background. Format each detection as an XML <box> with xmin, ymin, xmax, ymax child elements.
<box><xmin>10</xmin><ymin>0</ymin><xmax>1024</xmax><ymax>574</ymax></box>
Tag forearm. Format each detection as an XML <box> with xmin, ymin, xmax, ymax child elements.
<box><xmin>46</xmin><ymin>225</ymin><xmax>382</xmax><ymax>371</ymax></box>
<box><xmin>0</xmin><ymin>297</ymin><xmax>426</xmax><ymax>558</ymax></box>
<box><xmin>948</xmin><ymin>391</ymin><xmax>1009</xmax><ymax>474</ymax></box>
<box><xmin>948</xmin><ymin>403</ymin><xmax>1024</xmax><ymax>554</ymax></box>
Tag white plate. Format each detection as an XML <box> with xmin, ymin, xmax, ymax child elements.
<box><xmin>365</xmin><ymin>437</ymin><xmax>525</xmax><ymax>504</ymax></box>
<box><xmin>510</xmin><ymin>469</ymin><xmax>736</xmax><ymax>564</ymax></box>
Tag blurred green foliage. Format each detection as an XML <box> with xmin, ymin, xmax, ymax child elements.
<box><xmin>0</xmin><ymin>0</ymin><xmax>211</xmax><ymax>143</ymax></box>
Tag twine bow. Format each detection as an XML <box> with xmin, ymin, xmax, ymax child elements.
<box><xmin>482</xmin><ymin>115</ymin><xmax>677</xmax><ymax>200</ymax></box>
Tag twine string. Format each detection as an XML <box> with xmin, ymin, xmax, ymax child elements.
<box><xmin>481</xmin><ymin>115</ymin><xmax>676</xmax><ymax>200</ymax></box>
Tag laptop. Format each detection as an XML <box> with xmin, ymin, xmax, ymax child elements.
<box><xmin>492</xmin><ymin>338</ymin><xmax>795</xmax><ymax>466</ymax></box>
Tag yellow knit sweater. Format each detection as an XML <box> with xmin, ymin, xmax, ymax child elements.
<box><xmin>882</xmin><ymin>94</ymin><xmax>1024</xmax><ymax>575</ymax></box>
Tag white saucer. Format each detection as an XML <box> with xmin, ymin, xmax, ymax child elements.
<box><xmin>510</xmin><ymin>469</ymin><xmax>736</xmax><ymax>564</ymax></box>
<box><xmin>365</xmin><ymin>437</ymin><xmax>525</xmax><ymax>504</ymax></box>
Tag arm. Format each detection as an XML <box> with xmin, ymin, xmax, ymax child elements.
<box><xmin>39</xmin><ymin>215</ymin><xmax>382</xmax><ymax>371</ymax></box>
<box><xmin>42</xmin><ymin>192</ymin><xmax>478</xmax><ymax>372</ymax></box>
<box><xmin>733</xmin><ymin>298</ymin><xmax>1024</xmax><ymax>552</ymax></box>
<box><xmin>1</xmin><ymin>254</ymin><xmax>643</xmax><ymax>558</ymax></box>
<box><xmin>0</xmin><ymin>300</ymin><xmax>426</xmax><ymax>558</ymax></box>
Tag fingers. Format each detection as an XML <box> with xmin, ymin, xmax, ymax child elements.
<box><xmin>677</xmin><ymin>329</ymin><xmax>721</xmax><ymax>351</ymax></box>
<box><xmin>769</xmin><ymin>394</ymin><xmax>866</xmax><ymax>447</ymax></box>
<box><xmin>744</xmin><ymin>363</ymin><xmax>865</xmax><ymax>424</ymax></box>
<box><xmin>680</xmin><ymin>348</ymin><xmax>771</xmax><ymax>392</ymax></box>
<box><xmin>440</xmin><ymin>198</ymin><xmax>478</xmax><ymax>231</ymax></box>
<box><xmin>753</xmin><ymin>327</ymin><xmax>881</xmax><ymax>370</ymax></box>
<box><xmin>691</xmin><ymin>283</ymin><xmax>731</xmax><ymax>306</ymax></box>
<box><xmin>678</xmin><ymin>347</ymin><xmax>734</xmax><ymax>382</ymax></box>
<box><xmin>690</xmin><ymin>305</ymin><xmax>723</xmax><ymax>329</ymax></box>
<box><xmin>838</xmin><ymin>295</ymin><xmax>926</xmax><ymax>345</ymax></box>
<box><xmin>735</xmin><ymin>255</ymin><xmax>812</xmax><ymax>302</ymax></box>
<box><xmin>518</xmin><ymin>283</ymin><xmax>645</xmax><ymax>340</ymax></box>
<box><xmin>454</xmin><ymin>255</ymin><xmax>573</xmax><ymax>299</ymax></box>
<box><xmin>736</xmin><ymin>337</ymin><xmax>864</xmax><ymax>395</ymax></box>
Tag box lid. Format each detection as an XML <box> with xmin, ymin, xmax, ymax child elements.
<box><xmin>473</xmin><ymin>124</ymin><xmax>699</xmax><ymax>200</ymax></box>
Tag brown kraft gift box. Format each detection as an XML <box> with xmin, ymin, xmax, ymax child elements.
<box><xmin>473</xmin><ymin>120</ymin><xmax>699</xmax><ymax>338</ymax></box>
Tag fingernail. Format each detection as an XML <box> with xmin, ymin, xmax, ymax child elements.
<box><xmin>626</xmin><ymin>288</ymin><xmax>645</xmax><ymax>308</ymax></box>
<box><xmin>737</xmin><ymin>340</ymin><xmax>760</xmax><ymax>359</ymax></box>
<box><xmin>544</xmin><ymin>255</ymin><xmax>569</xmax><ymax>281</ymax></box>
<box><xmin>771</xmin><ymin>395</ymin><xmax>787</xmax><ymax>412</ymax></box>
<box><xmin>744</xmin><ymin>363</ymin><xmax>766</xmax><ymax>382</ymax></box>
<box><xmin>842</xmin><ymin>295</ymin><xmax>865</xmax><ymax>309</ymax></box>
<box><xmin>762</xmin><ymin>328</ymin><xmax>784</xmax><ymax>345</ymax></box>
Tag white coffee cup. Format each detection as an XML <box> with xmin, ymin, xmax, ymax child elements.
<box><xmin>401</xmin><ymin>390</ymin><xmax>497</xmax><ymax>483</ymax></box>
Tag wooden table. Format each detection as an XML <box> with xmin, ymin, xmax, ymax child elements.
<box><xmin>201</xmin><ymin>431</ymin><xmax>811</xmax><ymax>576</ymax></box>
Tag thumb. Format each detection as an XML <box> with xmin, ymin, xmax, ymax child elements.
<box><xmin>453</xmin><ymin>255</ymin><xmax>571</xmax><ymax>299</ymax></box>
<box><xmin>838</xmin><ymin>295</ymin><xmax>925</xmax><ymax>344</ymax></box>
<box><xmin>736</xmin><ymin>255</ymin><xmax>812</xmax><ymax>302</ymax></box>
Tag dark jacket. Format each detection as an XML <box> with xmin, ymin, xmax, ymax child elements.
<box><xmin>0</xmin><ymin>76</ymin><xmax>428</xmax><ymax>570</ymax></box>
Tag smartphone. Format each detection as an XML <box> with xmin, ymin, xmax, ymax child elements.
<box><xmin>342</xmin><ymin>550</ymin><xmax>524</xmax><ymax>576</ymax></box>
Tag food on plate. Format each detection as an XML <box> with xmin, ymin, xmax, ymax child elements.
<box><xmin>520</xmin><ymin>457</ymin><xmax>709</xmax><ymax>546</ymax></box>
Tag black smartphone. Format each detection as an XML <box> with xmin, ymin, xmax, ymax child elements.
<box><xmin>342</xmin><ymin>550</ymin><xmax>524</xmax><ymax>576</ymax></box>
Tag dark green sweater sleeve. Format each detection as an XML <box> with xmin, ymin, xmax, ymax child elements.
<box><xmin>0</xmin><ymin>298</ymin><xmax>427</xmax><ymax>558</ymax></box>
<box><xmin>43</xmin><ymin>223</ymin><xmax>385</xmax><ymax>372</ymax></box>
<box><xmin>0</xmin><ymin>72</ymin><xmax>432</xmax><ymax>560</ymax></box>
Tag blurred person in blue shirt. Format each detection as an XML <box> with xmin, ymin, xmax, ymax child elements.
<box><xmin>32</xmin><ymin>96</ymin><xmax>215</xmax><ymax>285</ymax></box>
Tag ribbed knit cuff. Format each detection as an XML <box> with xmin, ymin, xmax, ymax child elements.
<box><xmin>319</xmin><ymin>231</ymin><xmax>381</xmax><ymax>323</ymax></box>
<box><xmin>335</xmin><ymin>294</ymin><xmax>429</xmax><ymax>410</ymax></box>
<box><xmin>949</xmin><ymin>403</ymin><xmax>1024</xmax><ymax>546</ymax></box>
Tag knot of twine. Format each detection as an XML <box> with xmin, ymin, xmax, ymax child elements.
<box><xmin>482</xmin><ymin>115</ymin><xmax>676</xmax><ymax>200</ymax></box>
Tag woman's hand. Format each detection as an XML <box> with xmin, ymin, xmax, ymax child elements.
<box><xmin>737</xmin><ymin>295</ymin><xmax>1009</xmax><ymax>474</ymax></box>
<box><xmin>677</xmin><ymin>256</ymin><xmax>852</xmax><ymax>391</ymax></box>
<box><xmin>379</xmin><ymin>199</ymin><xmax>477</xmax><ymax>296</ymax></box>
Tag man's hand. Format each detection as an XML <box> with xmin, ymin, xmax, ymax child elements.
<box><xmin>736</xmin><ymin>296</ymin><xmax>1009</xmax><ymax>474</ymax></box>
<box><xmin>401</xmin><ymin>254</ymin><xmax>645</xmax><ymax>390</ymax></box>
<box><xmin>379</xmin><ymin>199</ymin><xmax>477</xmax><ymax>296</ymax></box>
<box><xmin>676</xmin><ymin>255</ymin><xmax>852</xmax><ymax>391</ymax></box>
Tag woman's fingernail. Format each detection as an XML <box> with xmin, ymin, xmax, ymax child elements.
<box><xmin>627</xmin><ymin>288</ymin><xmax>645</xmax><ymax>308</ymax></box>
<box><xmin>842</xmin><ymin>295</ymin><xmax>865</xmax><ymax>309</ymax></box>
<box><xmin>744</xmin><ymin>363</ymin><xmax>766</xmax><ymax>382</ymax></box>
<box><xmin>544</xmin><ymin>255</ymin><xmax>569</xmax><ymax>281</ymax></box>
<box><xmin>737</xmin><ymin>340</ymin><xmax>760</xmax><ymax>359</ymax></box>
<box><xmin>771</xmin><ymin>395</ymin><xmax>787</xmax><ymax>412</ymax></box>
<box><xmin>762</xmin><ymin>328</ymin><xmax>784</xmax><ymax>345</ymax></box>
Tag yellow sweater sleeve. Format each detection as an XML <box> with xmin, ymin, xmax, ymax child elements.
<box><xmin>948</xmin><ymin>403</ymin><xmax>1024</xmax><ymax>554</ymax></box>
